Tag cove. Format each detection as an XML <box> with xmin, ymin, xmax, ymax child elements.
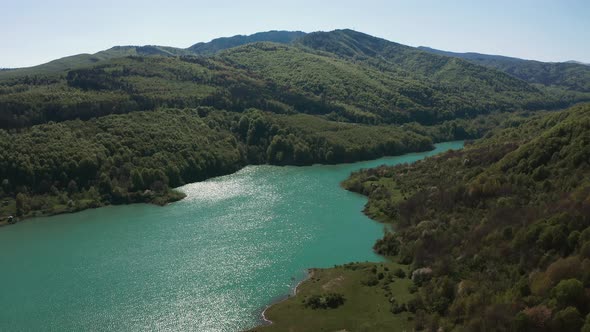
<box><xmin>0</xmin><ymin>141</ymin><xmax>463</xmax><ymax>331</ymax></box>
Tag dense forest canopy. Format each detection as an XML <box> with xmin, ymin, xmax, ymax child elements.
<box><xmin>0</xmin><ymin>106</ymin><xmax>452</xmax><ymax>220</ymax></box>
<box><xmin>419</xmin><ymin>46</ymin><xmax>590</xmax><ymax>93</ymax></box>
<box><xmin>1</xmin><ymin>29</ymin><xmax>589</xmax><ymax>232</ymax></box>
<box><xmin>2</xmin><ymin>26</ymin><xmax>590</xmax><ymax>332</ymax></box>
<box><xmin>343</xmin><ymin>103</ymin><xmax>590</xmax><ymax>331</ymax></box>
<box><xmin>2</xmin><ymin>30</ymin><xmax>590</xmax><ymax>129</ymax></box>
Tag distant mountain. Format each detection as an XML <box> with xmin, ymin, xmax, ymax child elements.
<box><xmin>419</xmin><ymin>46</ymin><xmax>590</xmax><ymax>92</ymax></box>
<box><xmin>4</xmin><ymin>29</ymin><xmax>589</xmax><ymax>96</ymax></box>
<box><xmin>187</xmin><ymin>30</ymin><xmax>306</xmax><ymax>55</ymax></box>
<box><xmin>2</xmin><ymin>28</ymin><xmax>582</xmax><ymax>130</ymax></box>
<box><xmin>0</xmin><ymin>45</ymin><xmax>190</xmax><ymax>79</ymax></box>
<box><xmin>1</xmin><ymin>28</ymin><xmax>590</xmax><ymax>228</ymax></box>
<box><xmin>300</xmin><ymin>30</ymin><xmax>535</xmax><ymax>83</ymax></box>
<box><xmin>218</xmin><ymin>29</ymin><xmax>565</xmax><ymax>124</ymax></box>
<box><xmin>0</xmin><ymin>31</ymin><xmax>306</xmax><ymax>79</ymax></box>
<box><xmin>566</xmin><ymin>60</ymin><xmax>590</xmax><ymax>66</ymax></box>
<box><xmin>418</xmin><ymin>46</ymin><xmax>526</xmax><ymax>63</ymax></box>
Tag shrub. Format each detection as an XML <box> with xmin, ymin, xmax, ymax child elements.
<box><xmin>390</xmin><ymin>298</ymin><xmax>407</xmax><ymax>314</ymax></box>
<box><xmin>406</xmin><ymin>297</ymin><xmax>424</xmax><ymax>313</ymax></box>
<box><xmin>304</xmin><ymin>293</ymin><xmax>346</xmax><ymax>309</ymax></box>
<box><xmin>394</xmin><ymin>268</ymin><xmax>407</xmax><ymax>278</ymax></box>
<box><xmin>362</xmin><ymin>276</ymin><xmax>379</xmax><ymax>286</ymax></box>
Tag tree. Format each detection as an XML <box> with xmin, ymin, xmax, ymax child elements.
<box><xmin>551</xmin><ymin>306</ymin><xmax>583</xmax><ymax>331</ymax></box>
<box><xmin>581</xmin><ymin>313</ymin><xmax>590</xmax><ymax>332</ymax></box>
<box><xmin>15</xmin><ymin>193</ymin><xmax>29</xmax><ymax>217</ymax></box>
<box><xmin>67</xmin><ymin>180</ymin><xmax>78</xmax><ymax>195</ymax></box>
<box><xmin>131</xmin><ymin>170</ymin><xmax>145</xmax><ymax>191</ymax></box>
<box><xmin>552</xmin><ymin>278</ymin><xmax>585</xmax><ymax>309</ymax></box>
<box><xmin>98</xmin><ymin>173</ymin><xmax>113</xmax><ymax>194</ymax></box>
<box><xmin>78</xmin><ymin>157</ymin><xmax>98</xmax><ymax>185</ymax></box>
<box><xmin>304</xmin><ymin>293</ymin><xmax>345</xmax><ymax>309</ymax></box>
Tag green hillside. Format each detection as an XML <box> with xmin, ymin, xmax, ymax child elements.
<box><xmin>0</xmin><ymin>107</ymin><xmax>438</xmax><ymax>222</ymax></box>
<box><xmin>2</xmin><ymin>26</ymin><xmax>590</xmax><ymax>331</ymax></box>
<box><xmin>1</xmin><ymin>29</ymin><xmax>589</xmax><ymax>223</ymax></box>
<box><xmin>2</xmin><ymin>30</ymin><xmax>582</xmax><ymax>129</ymax></box>
<box><xmin>0</xmin><ymin>31</ymin><xmax>304</xmax><ymax>80</ymax></box>
<box><xmin>336</xmin><ymin>103</ymin><xmax>590</xmax><ymax>331</ymax></box>
<box><xmin>187</xmin><ymin>30</ymin><xmax>305</xmax><ymax>55</ymax></box>
<box><xmin>419</xmin><ymin>46</ymin><xmax>590</xmax><ymax>93</ymax></box>
<box><xmin>221</xmin><ymin>35</ymin><xmax>567</xmax><ymax>123</ymax></box>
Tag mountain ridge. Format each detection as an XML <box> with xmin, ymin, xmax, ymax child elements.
<box><xmin>3</xmin><ymin>29</ymin><xmax>588</xmax><ymax>86</ymax></box>
<box><xmin>3</xmin><ymin>29</ymin><xmax>584</xmax><ymax>217</ymax></box>
<box><xmin>419</xmin><ymin>46</ymin><xmax>590</xmax><ymax>92</ymax></box>
<box><xmin>2</xmin><ymin>30</ymin><xmax>579</xmax><ymax>129</ymax></box>
<box><xmin>2</xmin><ymin>26</ymin><xmax>590</xmax><ymax>332</ymax></box>
<box><xmin>0</xmin><ymin>31</ymin><xmax>306</xmax><ymax>77</ymax></box>
<box><xmin>188</xmin><ymin>30</ymin><xmax>306</xmax><ymax>55</ymax></box>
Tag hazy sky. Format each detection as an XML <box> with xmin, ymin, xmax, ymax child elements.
<box><xmin>2</xmin><ymin>0</ymin><xmax>589</xmax><ymax>68</ymax></box>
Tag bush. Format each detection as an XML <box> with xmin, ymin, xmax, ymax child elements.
<box><xmin>304</xmin><ymin>293</ymin><xmax>346</xmax><ymax>309</ymax></box>
<box><xmin>362</xmin><ymin>276</ymin><xmax>379</xmax><ymax>286</ymax></box>
<box><xmin>406</xmin><ymin>297</ymin><xmax>424</xmax><ymax>313</ymax></box>
<box><xmin>394</xmin><ymin>268</ymin><xmax>407</xmax><ymax>278</ymax></box>
<box><xmin>390</xmin><ymin>299</ymin><xmax>407</xmax><ymax>314</ymax></box>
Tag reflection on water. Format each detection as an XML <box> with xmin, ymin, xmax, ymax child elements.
<box><xmin>0</xmin><ymin>142</ymin><xmax>463</xmax><ymax>331</ymax></box>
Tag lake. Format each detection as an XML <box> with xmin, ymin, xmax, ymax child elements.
<box><xmin>0</xmin><ymin>141</ymin><xmax>463</xmax><ymax>331</ymax></box>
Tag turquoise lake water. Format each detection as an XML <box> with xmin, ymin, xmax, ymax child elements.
<box><xmin>0</xmin><ymin>141</ymin><xmax>463</xmax><ymax>331</ymax></box>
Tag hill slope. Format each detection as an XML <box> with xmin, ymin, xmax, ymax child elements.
<box><xmin>1</xmin><ymin>30</ymin><xmax>579</xmax><ymax>129</ymax></box>
<box><xmin>187</xmin><ymin>30</ymin><xmax>306</xmax><ymax>55</ymax></box>
<box><xmin>339</xmin><ymin>103</ymin><xmax>590</xmax><ymax>330</ymax></box>
<box><xmin>0</xmin><ymin>106</ymin><xmax>438</xmax><ymax>222</ymax></box>
<box><xmin>0</xmin><ymin>45</ymin><xmax>192</xmax><ymax>79</ymax></box>
<box><xmin>0</xmin><ymin>31</ymin><xmax>306</xmax><ymax>80</ymax></box>
<box><xmin>419</xmin><ymin>46</ymin><xmax>590</xmax><ymax>92</ymax></box>
<box><xmin>1</xmin><ymin>29</ymin><xmax>589</xmax><ymax>222</ymax></box>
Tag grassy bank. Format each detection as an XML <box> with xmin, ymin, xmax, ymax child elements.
<box><xmin>250</xmin><ymin>262</ymin><xmax>415</xmax><ymax>332</ymax></box>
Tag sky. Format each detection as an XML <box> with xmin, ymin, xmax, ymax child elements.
<box><xmin>1</xmin><ymin>0</ymin><xmax>589</xmax><ymax>68</ymax></box>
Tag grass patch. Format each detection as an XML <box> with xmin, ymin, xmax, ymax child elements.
<box><xmin>250</xmin><ymin>261</ymin><xmax>414</xmax><ymax>332</ymax></box>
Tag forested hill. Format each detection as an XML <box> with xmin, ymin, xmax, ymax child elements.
<box><xmin>343</xmin><ymin>103</ymin><xmax>590</xmax><ymax>330</ymax></box>
<box><xmin>2</xmin><ymin>30</ymin><xmax>588</xmax><ymax>129</ymax></box>
<box><xmin>1</xmin><ymin>29</ymin><xmax>589</xmax><ymax>222</ymax></box>
<box><xmin>0</xmin><ymin>31</ymin><xmax>305</xmax><ymax>80</ymax></box>
<box><xmin>187</xmin><ymin>30</ymin><xmax>306</xmax><ymax>55</ymax></box>
<box><xmin>419</xmin><ymin>46</ymin><xmax>590</xmax><ymax>93</ymax></box>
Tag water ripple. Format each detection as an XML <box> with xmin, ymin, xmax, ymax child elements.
<box><xmin>0</xmin><ymin>142</ymin><xmax>463</xmax><ymax>331</ymax></box>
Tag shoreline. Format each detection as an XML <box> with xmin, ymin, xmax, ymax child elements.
<box><xmin>0</xmin><ymin>142</ymin><xmax>452</xmax><ymax>228</ymax></box>
<box><xmin>259</xmin><ymin>269</ymin><xmax>316</xmax><ymax>326</ymax></box>
<box><xmin>0</xmin><ymin>190</ymin><xmax>186</xmax><ymax>228</ymax></box>
<box><xmin>1</xmin><ymin>141</ymin><xmax>464</xmax><ymax>331</ymax></box>
<box><xmin>250</xmin><ymin>141</ymin><xmax>465</xmax><ymax>330</ymax></box>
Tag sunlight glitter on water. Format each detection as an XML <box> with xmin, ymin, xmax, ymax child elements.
<box><xmin>179</xmin><ymin>166</ymin><xmax>279</xmax><ymax>203</ymax></box>
<box><xmin>0</xmin><ymin>142</ymin><xmax>464</xmax><ymax>331</ymax></box>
